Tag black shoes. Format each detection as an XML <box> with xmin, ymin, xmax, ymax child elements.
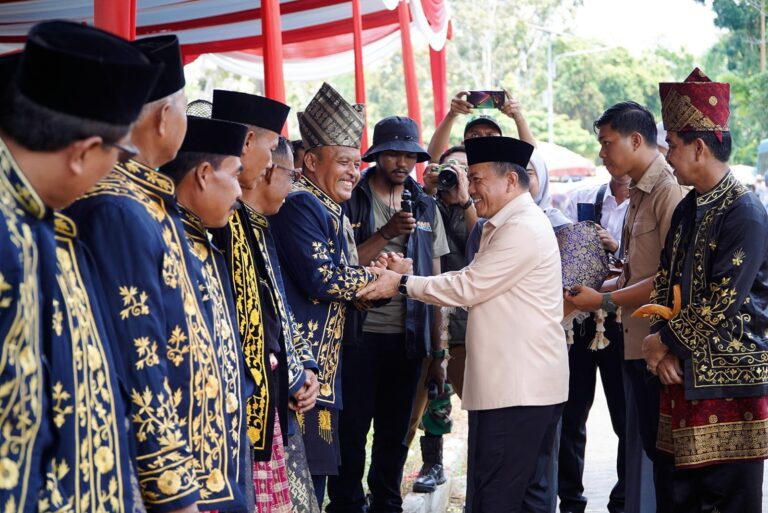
<box><xmin>412</xmin><ymin>435</ymin><xmax>446</xmax><ymax>493</ymax></box>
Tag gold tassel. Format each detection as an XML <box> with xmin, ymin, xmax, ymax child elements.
<box><xmin>296</xmin><ymin>411</ymin><xmax>305</xmax><ymax>434</ymax></box>
<box><xmin>318</xmin><ymin>408</ymin><xmax>333</xmax><ymax>444</ymax></box>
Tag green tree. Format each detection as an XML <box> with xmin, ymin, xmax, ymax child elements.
<box><xmin>694</xmin><ymin>0</ymin><xmax>768</xmax><ymax>164</ymax></box>
<box><xmin>698</xmin><ymin>0</ymin><xmax>764</xmax><ymax>74</ymax></box>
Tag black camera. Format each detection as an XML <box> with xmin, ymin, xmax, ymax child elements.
<box><xmin>436</xmin><ymin>159</ymin><xmax>465</xmax><ymax>191</ymax></box>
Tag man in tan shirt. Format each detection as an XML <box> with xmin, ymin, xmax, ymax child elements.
<box><xmin>357</xmin><ymin>136</ymin><xmax>569</xmax><ymax>512</ymax></box>
<box><xmin>567</xmin><ymin>101</ymin><xmax>686</xmax><ymax>513</ymax></box>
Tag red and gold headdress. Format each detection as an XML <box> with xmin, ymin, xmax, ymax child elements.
<box><xmin>659</xmin><ymin>68</ymin><xmax>730</xmax><ymax>141</ymax></box>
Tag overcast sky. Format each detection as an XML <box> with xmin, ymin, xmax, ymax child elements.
<box><xmin>572</xmin><ymin>0</ymin><xmax>722</xmax><ymax>57</ymax></box>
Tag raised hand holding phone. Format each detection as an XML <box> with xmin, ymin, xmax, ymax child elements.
<box><xmin>450</xmin><ymin>91</ymin><xmax>474</xmax><ymax>116</ymax></box>
<box><xmin>466</xmin><ymin>90</ymin><xmax>506</xmax><ymax>109</ymax></box>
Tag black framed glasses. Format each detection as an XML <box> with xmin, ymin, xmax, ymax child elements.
<box><xmin>271</xmin><ymin>163</ymin><xmax>301</xmax><ymax>183</ymax></box>
<box><xmin>103</xmin><ymin>141</ymin><xmax>139</xmax><ymax>164</ymax></box>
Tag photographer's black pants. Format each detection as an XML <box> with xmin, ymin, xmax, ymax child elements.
<box><xmin>327</xmin><ymin>332</ymin><xmax>422</xmax><ymax>513</ymax></box>
<box><xmin>558</xmin><ymin>314</ymin><xmax>626</xmax><ymax>513</ymax></box>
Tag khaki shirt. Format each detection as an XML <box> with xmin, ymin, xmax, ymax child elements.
<box><xmin>407</xmin><ymin>193</ymin><xmax>569</xmax><ymax>410</ymax></box>
<box><xmin>618</xmin><ymin>154</ymin><xmax>687</xmax><ymax>359</ymax></box>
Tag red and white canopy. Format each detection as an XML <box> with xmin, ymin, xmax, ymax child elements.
<box><xmin>0</xmin><ymin>0</ymin><xmax>450</xmax><ymax>62</ymax></box>
<box><xmin>0</xmin><ymin>0</ymin><xmax>451</xmax><ymax>178</ymax></box>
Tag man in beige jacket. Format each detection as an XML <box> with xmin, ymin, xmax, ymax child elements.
<box><xmin>356</xmin><ymin>136</ymin><xmax>569</xmax><ymax>512</ymax></box>
<box><xmin>566</xmin><ymin>101</ymin><xmax>686</xmax><ymax>512</ymax></box>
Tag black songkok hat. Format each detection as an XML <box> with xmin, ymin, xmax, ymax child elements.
<box><xmin>211</xmin><ymin>90</ymin><xmax>290</xmax><ymax>134</ymax></box>
<box><xmin>0</xmin><ymin>52</ymin><xmax>21</xmax><ymax>98</ymax></box>
<box><xmin>179</xmin><ymin>116</ymin><xmax>248</xmax><ymax>157</ymax></box>
<box><xmin>133</xmin><ymin>35</ymin><xmax>186</xmax><ymax>102</ymax></box>
<box><xmin>465</xmin><ymin>136</ymin><xmax>534</xmax><ymax>168</ymax></box>
<box><xmin>17</xmin><ymin>21</ymin><xmax>161</xmax><ymax>125</ymax></box>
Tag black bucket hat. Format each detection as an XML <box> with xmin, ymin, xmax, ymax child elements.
<box><xmin>362</xmin><ymin>116</ymin><xmax>430</xmax><ymax>163</ymax></box>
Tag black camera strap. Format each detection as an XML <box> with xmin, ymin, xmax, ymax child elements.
<box><xmin>594</xmin><ymin>182</ymin><xmax>608</xmax><ymax>225</ymax></box>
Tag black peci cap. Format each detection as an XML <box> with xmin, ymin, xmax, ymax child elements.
<box><xmin>0</xmin><ymin>52</ymin><xmax>21</xmax><ymax>98</ymax></box>
<box><xmin>465</xmin><ymin>136</ymin><xmax>534</xmax><ymax>168</ymax></box>
<box><xmin>179</xmin><ymin>116</ymin><xmax>248</xmax><ymax>156</ymax></box>
<box><xmin>17</xmin><ymin>21</ymin><xmax>161</xmax><ymax>125</ymax></box>
<box><xmin>211</xmin><ymin>90</ymin><xmax>290</xmax><ymax>134</ymax></box>
<box><xmin>133</xmin><ymin>35</ymin><xmax>186</xmax><ymax>102</ymax></box>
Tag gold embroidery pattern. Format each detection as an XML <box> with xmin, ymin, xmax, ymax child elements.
<box><xmin>50</xmin><ymin>382</ymin><xmax>72</xmax><ymax>429</ymax></box>
<box><xmin>661</xmin><ymin>174</ymin><xmax>768</xmax><ymax>389</ymax></box>
<box><xmin>296</xmin><ymin>176</ymin><xmax>342</xmax><ymax>218</ymax></box>
<box><xmin>0</xmin><ymin>140</ymin><xmax>44</xmax><ymax>513</ymax></box>
<box><xmin>0</xmin><ymin>275</ymin><xmax>12</xmax><ymax>309</ymax></box>
<box><xmin>119</xmin><ymin>286</ymin><xmax>150</xmax><ymax>320</ymax></box>
<box><xmin>53</xmin><ymin>222</ymin><xmax>127</xmax><ymax>512</ymax></box>
<box><xmin>289</xmin><ymin>313</ymin><xmax>316</xmax><ymax>367</ymax></box>
<box><xmin>198</xmin><ymin>258</ymin><xmax>243</xmax><ymax>479</ymax></box>
<box><xmin>51</xmin><ymin>299</ymin><xmax>63</xmax><ymax>337</ymax></box>
<box><xmin>165</xmin><ymin>325</ymin><xmax>190</xmax><ymax>368</ymax></box>
<box><xmin>246</xmin><ymin>207</ymin><xmax>308</xmax><ymax>393</ymax></box>
<box><xmin>84</xmin><ymin>162</ymin><xmax>235</xmax><ymax>505</ymax></box>
<box><xmin>228</xmin><ymin>210</ymin><xmax>269</xmax><ymax>450</ymax></box>
<box><xmin>662</xmin><ymin>89</ymin><xmax>724</xmax><ymax>133</ymax></box>
<box><xmin>293</xmin><ymin>302</ymin><xmax>346</xmax><ymax>404</ymax></box>
<box><xmin>667</xmin><ymin>418</ymin><xmax>768</xmax><ymax>467</ymax></box>
<box><xmin>38</xmin><ymin>459</ymin><xmax>72</xmax><ymax>513</ymax></box>
<box><xmin>179</xmin><ymin>207</ymin><xmax>244</xmax><ymax>496</ymax></box>
<box><xmin>131</xmin><ymin>382</ymin><xmax>198</xmax><ymax>503</ymax></box>
<box><xmin>134</xmin><ymin>337</ymin><xmax>160</xmax><ymax>370</ymax></box>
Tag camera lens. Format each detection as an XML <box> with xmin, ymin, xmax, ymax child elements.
<box><xmin>438</xmin><ymin>168</ymin><xmax>458</xmax><ymax>191</ymax></box>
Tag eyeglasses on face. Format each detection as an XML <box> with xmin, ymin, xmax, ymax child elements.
<box><xmin>271</xmin><ymin>163</ymin><xmax>301</xmax><ymax>183</ymax></box>
<box><xmin>103</xmin><ymin>141</ymin><xmax>139</xmax><ymax>164</ymax></box>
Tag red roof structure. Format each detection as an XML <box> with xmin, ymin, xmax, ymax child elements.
<box><xmin>0</xmin><ymin>0</ymin><xmax>452</xmax><ymax>178</ymax></box>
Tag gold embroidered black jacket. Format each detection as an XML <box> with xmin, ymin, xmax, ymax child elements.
<box><xmin>211</xmin><ymin>204</ymin><xmax>317</xmax><ymax>461</ymax></box>
<box><xmin>650</xmin><ymin>172</ymin><xmax>768</xmax><ymax>399</ymax></box>
<box><xmin>269</xmin><ymin>177</ymin><xmax>374</xmax><ymax>409</ymax></box>
<box><xmin>0</xmin><ymin>138</ymin><xmax>63</xmax><ymax>513</ymax></box>
<box><xmin>47</xmin><ymin>213</ymin><xmax>135</xmax><ymax>513</ymax></box>
<box><xmin>65</xmin><ymin>161</ymin><xmax>250</xmax><ymax>512</ymax></box>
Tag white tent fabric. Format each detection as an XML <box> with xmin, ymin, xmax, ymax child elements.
<box><xmin>205</xmin><ymin>28</ymin><xmax>404</xmax><ymax>81</ymax></box>
<box><xmin>0</xmin><ymin>0</ymin><xmax>451</xmax><ymax>54</ymax></box>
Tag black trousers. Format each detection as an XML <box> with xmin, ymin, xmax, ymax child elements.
<box><xmin>623</xmin><ymin>360</ymin><xmax>673</xmax><ymax>513</ymax></box>
<box><xmin>466</xmin><ymin>403</ymin><xmax>564</xmax><ymax>513</ymax></box>
<box><xmin>327</xmin><ymin>332</ymin><xmax>422</xmax><ymax>513</ymax></box>
<box><xmin>558</xmin><ymin>315</ymin><xmax>626</xmax><ymax>513</ymax></box>
<box><xmin>655</xmin><ymin>457</ymin><xmax>764</xmax><ymax>513</ymax></box>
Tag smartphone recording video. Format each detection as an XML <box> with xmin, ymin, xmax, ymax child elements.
<box><xmin>466</xmin><ymin>90</ymin><xmax>506</xmax><ymax>109</ymax></box>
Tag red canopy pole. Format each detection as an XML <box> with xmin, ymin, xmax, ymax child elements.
<box><xmin>94</xmin><ymin>0</ymin><xmax>134</xmax><ymax>39</ymax></box>
<box><xmin>429</xmin><ymin>47</ymin><xmax>447</xmax><ymax>131</ymax></box>
<box><xmin>129</xmin><ymin>0</ymin><xmax>137</xmax><ymax>40</ymax></box>
<box><xmin>352</xmin><ymin>0</ymin><xmax>369</xmax><ymax>155</ymax></box>
<box><xmin>262</xmin><ymin>0</ymin><xmax>288</xmax><ymax>134</ymax></box>
<box><xmin>397</xmin><ymin>0</ymin><xmax>423</xmax><ymax>182</ymax></box>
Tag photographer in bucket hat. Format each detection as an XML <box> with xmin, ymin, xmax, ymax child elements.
<box><xmin>328</xmin><ymin>115</ymin><xmax>449</xmax><ymax>513</ymax></box>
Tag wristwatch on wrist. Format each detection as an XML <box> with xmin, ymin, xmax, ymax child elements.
<box><xmin>397</xmin><ymin>275</ymin><xmax>409</xmax><ymax>296</ymax></box>
<box><xmin>601</xmin><ymin>292</ymin><xmax>617</xmax><ymax>313</ymax></box>
<box><xmin>460</xmin><ymin>198</ymin><xmax>474</xmax><ymax>210</ymax></box>
<box><xmin>431</xmin><ymin>348</ymin><xmax>448</xmax><ymax>358</ymax></box>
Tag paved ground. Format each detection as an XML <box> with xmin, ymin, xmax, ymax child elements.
<box><xmin>399</xmin><ymin>373</ymin><xmax>768</xmax><ymax>512</ymax></box>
